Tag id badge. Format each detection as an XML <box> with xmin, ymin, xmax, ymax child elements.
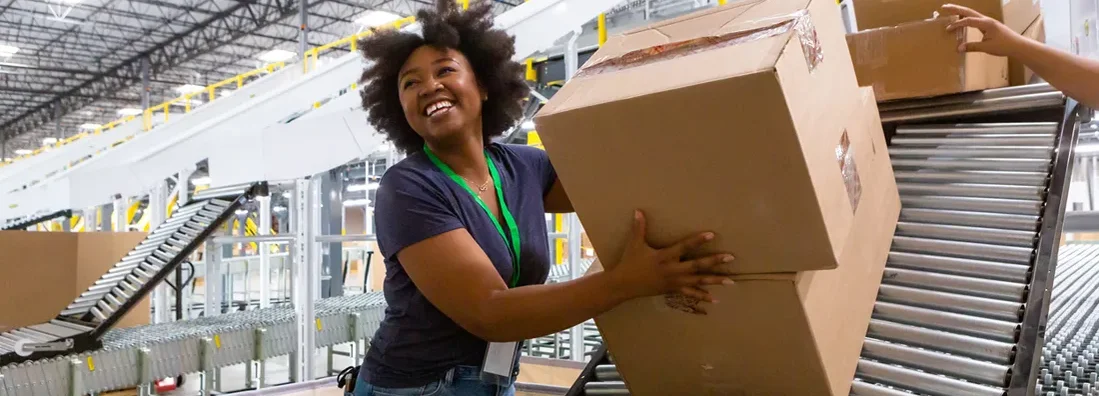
<box><xmin>480</xmin><ymin>341</ymin><xmax>520</xmax><ymax>386</ymax></box>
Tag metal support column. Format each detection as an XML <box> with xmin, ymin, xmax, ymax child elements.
<box><xmin>205</xmin><ymin>242</ymin><xmax>223</xmax><ymax>318</ymax></box>
<box><xmin>291</xmin><ymin>178</ymin><xmax>318</xmax><ymax>382</ymax></box>
<box><xmin>298</xmin><ymin>0</ymin><xmax>309</xmax><ymax>67</ymax></box>
<box><xmin>141</xmin><ymin>57</ymin><xmax>151</xmax><ymax>110</ymax></box>
<box><xmin>112</xmin><ymin>196</ymin><xmax>126</xmax><ymax>231</ymax></box>
<box><xmin>54</xmin><ymin>105</ymin><xmax>62</xmax><ymax>142</ymax></box>
<box><xmin>320</xmin><ymin>170</ymin><xmax>344</xmax><ymax>298</ymax></box>
<box><xmin>177</xmin><ymin>167</ymin><xmax>195</xmax><ymax>321</ymax></box>
<box><xmin>83</xmin><ymin>208</ymin><xmax>96</xmax><ymax>232</ymax></box>
<box><xmin>150</xmin><ymin>182</ymin><xmax>170</xmax><ymax>324</ymax></box>
<box><xmin>259</xmin><ymin>195</ymin><xmax>273</xmax><ymax>309</ymax></box>
<box><xmin>566</xmin><ymin>214</ymin><xmax>585</xmax><ymax>361</ymax></box>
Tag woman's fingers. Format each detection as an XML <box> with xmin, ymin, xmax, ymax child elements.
<box><xmin>667</xmin><ymin>253</ymin><xmax>735</xmax><ymax>274</ymax></box>
<box><xmin>941</xmin><ymin>3</ymin><xmax>983</xmax><ymax>19</ymax></box>
<box><xmin>659</xmin><ymin>231</ymin><xmax>715</xmax><ymax>261</ymax></box>
<box><xmin>678</xmin><ymin>286</ymin><xmax>714</xmax><ymax>303</ymax></box>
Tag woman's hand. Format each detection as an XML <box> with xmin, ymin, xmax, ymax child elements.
<box><xmin>607</xmin><ymin>210</ymin><xmax>735</xmax><ymax>305</ymax></box>
<box><xmin>941</xmin><ymin>4</ymin><xmax>1027</xmax><ymax>57</ymax></box>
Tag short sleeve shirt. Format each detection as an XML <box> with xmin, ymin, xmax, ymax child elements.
<box><xmin>360</xmin><ymin>143</ymin><xmax>558</xmax><ymax>387</ymax></box>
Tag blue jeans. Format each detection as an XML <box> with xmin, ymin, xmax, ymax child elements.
<box><xmin>351</xmin><ymin>365</ymin><xmax>516</xmax><ymax>396</ymax></box>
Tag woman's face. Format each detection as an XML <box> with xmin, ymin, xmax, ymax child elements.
<box><xmin>397</xmin><ymin>45</ymin><xmax>486</xmax><ymax>146</ymax></box>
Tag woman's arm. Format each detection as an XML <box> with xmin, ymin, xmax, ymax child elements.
<box><xmin>399</xmin><ymin>211</ymin><xmax>733</xmax><ymax>342</ymax></box>
<box><xmin>942</xmin><ymin>4</ymin><xmax>1099</xmax><ymax>109</ymax></box>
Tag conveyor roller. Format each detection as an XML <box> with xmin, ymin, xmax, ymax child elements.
<box><xmin>0</xmin><ymin>182</ymin><xmax>266</xmax><ymax>367</ymax></box>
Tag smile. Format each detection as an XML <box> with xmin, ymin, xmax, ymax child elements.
<box><xmin>424</xmin><ymin>100</ymin><xmax>454</xmax><ymax>117</ymax></box>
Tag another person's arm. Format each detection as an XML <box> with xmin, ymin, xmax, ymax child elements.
<box><xmin>942</xmin><ymin>4</ymin><xmax>1099</xmax><ymax>108</ymax></box>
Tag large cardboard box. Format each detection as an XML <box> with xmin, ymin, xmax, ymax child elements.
<box><xmin>1010</xmin><ymin>15</ymin><xmax>1045</xmax><ymax>86</ymax></box>
<box><xmin>0</xmin><ymin>231</ymin><xmax>150</xmax><ymax>333</ymax></box>
<box><xmin>846</xmin><ymin>17</ymin><xmax>1009</xmax><ymax>101</ymax></box>
<box><xmin>535</xmin><ymin>0</ymin><xmax>868</xmax><ymax>275</ymax></box>
<box><xmin>587</xmin><ymin>87</ymin><xmax>899</xmax><ymax>395</ymax></box>
<box><xmin>852</xmin><ymin>0</ymin><xmax>1041</xmax><ymax>34</ymax></box>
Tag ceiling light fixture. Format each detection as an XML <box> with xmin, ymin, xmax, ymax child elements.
<box><xmin>191</xmin><ymin>176</ymin><xmax>211</xmax><ymax>185</ymax></box>
<box><xmin>175</xmin><ymin>84</ymin><xmax>205</xmax><ymax>94</ymax></box>
<box><xmin>14</xmin><ymin>149</ymin><xmax>32</xmax><ymax>156</ymax></box>
<box><xmin>354</xmin><ymin>10</ymin><xmax>402</xmax><ymax>28</ymax></box>
<box><xmin>117</xmin><ymin>108</ymin><xmax>142</xmax><ymax>116</ymax></box>
<box><xmin>0</xmin><ymin>44</ymin><xmax>19</xmax><ymax>57</ymax></box>
<box><xmin>79</xmin><ymin>123</ymin><xmax>101</xmax><ymax>130</ymax></box>
<box><xmin>42</xmin><ymin>137</ymin><xmax>58</xmax><ymax>146</ymax></box>
<box><xmin>258</xmin><ymin>49</ymin><xmax>296</xmax><ymax>63</ymax></box>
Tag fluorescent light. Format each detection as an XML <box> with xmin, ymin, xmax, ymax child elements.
<box><xmin>79</xmin><ymin>123</ymin><xmax>101</xmax><ymax>130</ymax></box>
<box><xmin>258</xmin><ymin>49</ymin><xmax>295</xmax><ymax>63</ymax></box>
<box><xmin>354</xmin><ymin>10</ymin><xmax>402</xmax><ymax>28</ymax></box>
<box><xmin>60</xmin><ymin>0</ymin><xmax>84</xmax><ymax>4</ymax></box>
<box><xmin>273</xmin><ymin>206</ymin><xmax>287</xmax><ymax>212</ymax></box>
<box><xmin>347</xmin><ymin>182</ymin><xmax>380</xmax><ymax>192</ymax></box>
<box><xmin>191</xmin><ymin>176</ymin><xmax>211</xmax><ymax>185</ymax></box>
<box><xmin>42</xmin><ymin>137</ymin><xmax>58</xmax><ymax>145</ymax></box>
<box><xmin>235</xmin><ymin>209</ymin><xmax>249</xmax><ymax>215</ymax></box>
<box><xmin>175</xmin><ymin>84</ymin><xmax>205</xmax><ymax>94</ymax></box>
<box><xmin>220</xmin><ymin>89</ymin><xmax>234</xmax><ymax>97</ymax></box>
<box><xmin>117</xmin><ymin>108</ymin><xmax>142</xmax><ymax>116</ymax></box>
<box><xmin>14</xmin><ymin>149</ymin><xmax>31</xmax><ymax>155</ymax></box>
<box><xmin>2</xmin><ymin>158</ymin><xmax>10</xmax><ymax>162</ymax></box>
<box><xmin>343</xmin><ymin>198</ymin><xmax>371</xmax><ymax>207</ymax></box>
<box><xmin>0</xmin><ymin>44</ymin><xmax>19</xmax><ymax>57</ymax></box>
<box><xmin>282</xmin><ymin>191</ymin><xmax>291</xmax><ymax>198</ymax></box>
<box><xmin>521</xmin><ymin>120</ymin><xmax>535</xmax><ymax>130</ymax></box>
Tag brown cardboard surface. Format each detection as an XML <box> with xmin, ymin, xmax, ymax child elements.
<box><xmin>852</xmin><ymin>0</ymin><xmax>1040</xmax><ymax>34</ymax></box>
<box><xmin>536</xmin><ymin>0</ymin><xmax>865</xmax><ymax>275</ymax></box>
<box><xmin>0</xmin><ymin>231</ymin><xmax>149</xmax><ymax>332</ymax></box>
<box><xmin>1010</xmin><ymin>15</ymin><xmax>1045</xmax><ymax>85</ymax></box>
<box><xmin>588</xmin><ymin>87</ymin><xmax>899</xmax><ymax>395</ymax></box>
<box><xmin>0</xmin><ymin>231</ymin><xmax>78</xmax><ymax>333</ymax></box>
<box><xmin>846</xmin><ymin>17</ymin><xmax>1008</xmax><ymax>101</ymax></box>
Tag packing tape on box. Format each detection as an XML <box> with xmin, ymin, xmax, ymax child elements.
<box><xmin>836</xmin><ymin>130</ymin><xmax>862</xmax><ymax>214</ymax></box>
<box><xmin>576</xmin><ymin>10</ymin><xmax>824</xmax><ymax>78</ymax></box>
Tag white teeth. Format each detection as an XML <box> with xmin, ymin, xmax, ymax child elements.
<box><xmin>426</xmin><ymin>101</ymin><xmax>453</xmax><ymax>116</ymax></box>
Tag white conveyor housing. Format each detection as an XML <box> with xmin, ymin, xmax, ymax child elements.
<box><xmin>0</xmin><ymin>0</ymin><xmax>621</xmax><ymax>223</ymax></box>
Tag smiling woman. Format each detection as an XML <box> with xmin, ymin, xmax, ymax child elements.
<box><xmin>346</xmin><ymin>1</ymin><xmax>736</xmax><ymax>395</ymax></box>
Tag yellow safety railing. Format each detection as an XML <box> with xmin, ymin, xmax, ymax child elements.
<box><xmin>0</xmin><ymin>61</ymin><xmax>287</xmax><ymax>168</ymax></box>
<box><xmin>303</xmin><ymin>16</ymin><xmax>416</xmax><ymax>73</ymax></box>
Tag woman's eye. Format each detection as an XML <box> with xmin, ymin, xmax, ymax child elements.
<box><xmin>438</xmin><ymin>67</ymin><xmax>455</xmax><ymax>76</ymax></box>
<box><xmin>402</xmin><ymin>80</ymin><xmax>417</xmax><ymax>89</ymax></box>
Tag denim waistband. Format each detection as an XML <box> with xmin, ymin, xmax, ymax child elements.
<box><xmin>444</xmin><ymin>363</ymin><xmax>520</xmax><ymax>383</ymax></box>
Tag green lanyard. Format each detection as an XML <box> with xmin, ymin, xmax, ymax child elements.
<box><xmin>423</xmin><ymin>145</ymin><xmax>522</xmax><ymax>287</ymax></box>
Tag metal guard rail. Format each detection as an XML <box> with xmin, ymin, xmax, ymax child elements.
<box><xmin>1006</xmin><ymin>98</ymin><xmax>1083</xmax><ymax>396</ymax></box>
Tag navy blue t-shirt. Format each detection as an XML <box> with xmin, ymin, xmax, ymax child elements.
<box><xmin>360</xmin><ymin>143</ymin><xmax>557</xmax><ymax>387</ymax></box>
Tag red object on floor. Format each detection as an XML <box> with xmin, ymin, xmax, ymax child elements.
<box><xmin>154</xmin><ymin>378</ymin><xmax>178</xmax><ymax>392</ymax></box>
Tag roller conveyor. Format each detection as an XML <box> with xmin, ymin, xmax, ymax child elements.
<box><xmin>0</xmin><ymin>292</ymin><xmax>386</xmax><ymax>396</ymax></box>
<box><xmin>0</xmin><ymin>182</ymin><xmax>266</xmax><ymax>367</ymax></box>
<box><xmin>568</xmin><ymin>85</ymin><xmax>1082</xmax><ymax>395</ymax></box>
<box><xmin>1</xmin><ymin>209</ymin><xmax>72</xmax><ymax>231</ymax></box>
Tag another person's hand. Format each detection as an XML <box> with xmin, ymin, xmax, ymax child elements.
<box><xmin>608</xmin><ymin>210</ymin><xmax>734</xmax><ymax>306</ymax></box>
<box><xmin>940</xmin><ymin>4</ymin><xmax>1027</xmax><ymax>57</ymax></box>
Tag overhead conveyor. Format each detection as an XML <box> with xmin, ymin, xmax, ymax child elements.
<box><xmin>566</xmin><ymin>84</ymin><xmax>1083</xmax><ymax>396</ymax></box>
<box><xmin>0</xmin><ymin>182</ymin><xmax>266</xmax><ymax>368</ymax></box>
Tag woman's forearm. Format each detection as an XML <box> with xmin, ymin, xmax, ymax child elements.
<box><xmin>473</xmin><ymin>270</ymin><xmax>632</xmax><ymax>342</ymax></box>
<box><xmin>1014</xmin><ymin>39</ymin><xmax>1099</xmax><ymax>109</ymax></box>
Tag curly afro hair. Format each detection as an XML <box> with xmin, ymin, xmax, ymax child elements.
<box><xmin>357</xmin><ymin>0</ymin><xmax>530</xmax><ymax>153</ymax></box>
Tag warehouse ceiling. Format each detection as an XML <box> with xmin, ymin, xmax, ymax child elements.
<box><xmin>0</xmin><ymin>0</ymin><xmax>516</xmax><ymax>154</ymax></box>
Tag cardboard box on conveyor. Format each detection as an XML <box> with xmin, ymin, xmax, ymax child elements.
<box><xmin>846</xmin><ymin>16</ymin><xmax>1009</xmax><ymax>102</ymax></box>
<box><xmin>533</xmin><ymin>0</ymin><xmax>900</xmax><ymax>394</ymax></box>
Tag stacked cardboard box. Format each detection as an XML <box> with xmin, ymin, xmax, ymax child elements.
<box><xmin>534</xmin><ymin>0</ymin><xmax>899</xmax><ymax>393</ymax></box>
<box><xmin>846</xmin><ymin>0</ymin><xmax>1043</xmax><ymax>101</ymax></box>
<box><xmin>0</xmin><ymin>231</ymin><xmax>150</xmax><ymax>333</ymax></box>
